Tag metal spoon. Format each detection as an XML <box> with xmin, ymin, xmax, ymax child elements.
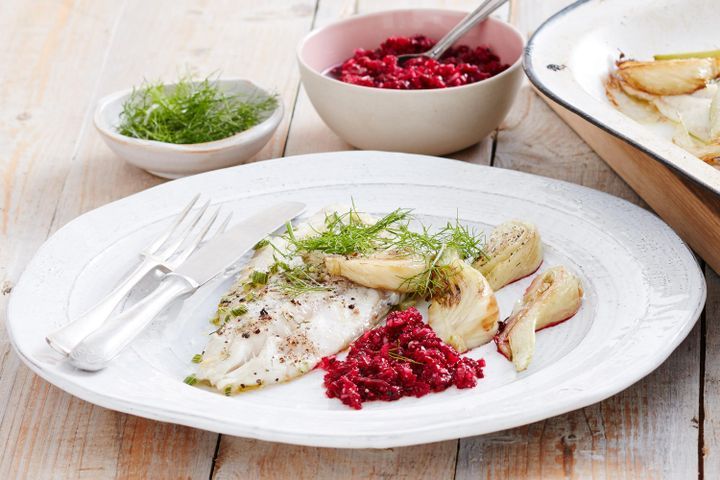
<box><xmin>396</xmin><ymin>0</ymin><xmax>511</xmax><ymax>65</ymax></box>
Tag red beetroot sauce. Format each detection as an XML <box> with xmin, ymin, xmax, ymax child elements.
<box><xmin>328</xmin><ymin>35</ymin><xmax>509</xmax><ymax>90</ymax></box>
<box><xmin>319</xmin><ymin>308</ymin><xmax>486</xmax><ymax>410</ymax></box>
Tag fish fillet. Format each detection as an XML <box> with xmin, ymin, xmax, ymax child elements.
<box><xmin>196</xmin><ymin>210</ymin><xmax>400</xmax><ymax>393</ymax></box>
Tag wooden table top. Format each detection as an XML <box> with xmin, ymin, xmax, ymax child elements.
<box><xmin>1</xmin><ymin>0</ymin><xmax>714</xmax><ymax>478</ymax></box>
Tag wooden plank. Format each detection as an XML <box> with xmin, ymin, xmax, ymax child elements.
<box><xmin>456</xmin><ymin>1</ymin><xmax>700</xmax><ymax>478</ymax></box>
<box><xmin>1</xmin><ymin>1</ymin><xmax>317</xmax><ymax>478</ymax></box>
<box><xmin>495</xmin><ymin>86</ymin><xmax>643</xmax><ymax>204</ymax></box>
<box><xmin>213</xmin><ymin>440</ymin><xmax>458</xmax><ymax>480</ymax></box>
<box><xmin>456</xmin><ymin>326</ymin><xmax>701</xmax><ymax>479</ymax></box>
<box><xmin>703</xmin><ymin>267</ymin><xmax>719</xmax><ymax>478</ymax></box>
<box><xmin>282</xmin><ymin>0</ymin><xmax>355</xmax><ymax>157</ymax></box>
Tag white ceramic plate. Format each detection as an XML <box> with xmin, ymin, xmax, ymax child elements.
<box><xmin>524</xmin><ymin>0</ymin><xmax>720</xmax><ymax>195</ymax></box>
<box><xmin>7</xmin><ymin>151</ymin><xmax>705</xmax><ymax>448</ymax></box>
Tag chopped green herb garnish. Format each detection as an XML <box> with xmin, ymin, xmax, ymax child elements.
<box><xmin>184</xmin><ymin>374</ymin><xmax>197</xmax><ymax>385</ymax></box>
<box><xmin>388</xmin><ymin>219</ymin><xmax>487</xmax><ymax>262</ymax></box>
<box><xmin>191</xmin><ymin>354</ymin><xmax>203</xmax><ymax>364</ymax></box>
<box><xmin>283</xmin><ymin>206</ymin><xmax>485</xmax><ymax>263</ymax></box>
<box><xmin>402</xmin><ymin>259</ymin><xmax>461</xmax><ymax>299</ymax></box>
<box><xmin>276</xmin><ymin>263</ymin><xmax>332</xmax><ymax>298</ymax></box>
<box><xmin>253</xmin><ymin>238</ymin><xmax>270</xmax><ymax>250</ymax></box>
<box><xmin>231</xmin><ymin>305</ymin><xmax>248</xmax><ymax>316</ymax></box>
<box><xmin>250</xmin><ymin>270</ymin><xmax>269</xmax><ymax>285</ymax></box>
<box><xmin>224</xmin><ymin>386</ymin><xmax>233</xmax><ymax>396</ymax></box>
<box><xmin>280</xmin><ymin>205</ymin><xmax>486</xmax><ymax>298</ymax></box>
<box><xmin>117</xmin><ymin>74</ymin><xmax>278</xmax><ymax>144</ymax></box>
<box><xmin>285</xmin><ymin>207</ymin><xmax>412</xmax><ymax>256</ymax></box>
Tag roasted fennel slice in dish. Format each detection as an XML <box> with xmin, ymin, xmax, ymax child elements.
<box><xmin>195</xmin><ymin>209</ymin><xmax>401</xmax><ymax>394</ymax></box>
<box><xmin>494</xmin><ymin>266</ymin><xmax>583</xmax><ymax>372</ymax></box>
<box><xmin>473</xmin><ymin>221</ymin><xmax>543</xmax><ymax>291</ymax></box>
<box><xmin>606</xmin><ymin>53</ymin><xmax>720</xmax><ymax>166</ymax></box>
<box><xmin>427</xmin><ymin>251</ymin><xmax>499</xmax><ymax>353</ymax></box>
<box><xmin>615</xmin><ymin>57</ymin><xmax>720</xmax><ymax>96</ymax></box>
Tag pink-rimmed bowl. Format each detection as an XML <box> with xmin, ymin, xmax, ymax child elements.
<box><xmin>297</xmin><ymin>9</ymin><xmax>525</xmax><ymax>155</ymax></box>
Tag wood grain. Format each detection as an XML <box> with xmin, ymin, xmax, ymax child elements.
<box><xmin>213</xmin><ymin>440</ymin><xmax>458</xmax><ymax>480</ymax></box>
<box><xmin>703</xmin><ymin>267</ymin><xmax>719</xmax><ymax>478</ymax></box>
<box><xmin>495</xmin><ymin>85</ymin><xmax>643</xmax><ymax>204</ymax></box>
<box><xmin>456</xmin><ymin>327</ymin><xmax>701</xmax><ymax>479</ymax></box>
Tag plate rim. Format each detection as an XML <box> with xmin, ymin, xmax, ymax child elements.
<box><xmin>523</xmin><ymin>0</ymin><xmax>720</xmax><ymax>197</ymax></box>
<box><xmin>6</xmin><ymin>151</ymin><xmax>707</xmax><ymax>448</ymax></box>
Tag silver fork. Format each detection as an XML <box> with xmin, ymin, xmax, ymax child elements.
<box><xmin>46</xmin><ymin>195</ymin><xmax>230</xmax><ymax>356</ymax></box>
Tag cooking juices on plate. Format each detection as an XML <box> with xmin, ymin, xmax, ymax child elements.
<box><xmin>327</xmin><ymin>35</ymin><xmax>508</xmax><ymax>89</ymax></box>
<box><xmin>605</xmin><ymin>51</ymin><xmax>720</xmax><ymax>166</ymax></box>
<box><xmin>188</xmin><ymin>205</ymin><xmax>584</xmax><ymax>408</ymax></box>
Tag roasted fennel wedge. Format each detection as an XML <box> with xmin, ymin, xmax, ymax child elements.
<box><xmin>615</xmin><ymin>57</ymin><xmax>720</xmax><ymax>96</ymax></box>
<box><xmin>327</xmin><ymin>248</ymin><xmax>500</xmax><ymax>352</ymax></box>
<box><xmin>324</xmin><ymin>253</ymin><xmax>427</xmax><ymax>292</ymax></box>
<box><xmin>473</xmin><ymin>221</ymin><xmax>543</xmax><ymax>291</ymax></box>
<box><xmin>606</xmin><ymin>53</ymin><xmax>720</xmax><ymax>165</ymax></box>
<box><xmin>495</xmin><ymin>266</ymin><xmax>583</xmax><ymax>372</ymax></box>
<box><xmin>427</xmin><ymin>251</ymin><xmax>499</xmax><ymax>352</ymax></box>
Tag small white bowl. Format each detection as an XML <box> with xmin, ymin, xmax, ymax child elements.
<box><xmin>297</xmin><ymin>9</ymin><xmax>525</xmax><ymax>155</ymax></box>
<box><xmin>94</xmin><ymin>79</ymin><xmax>283</xmax><ymax>179</ymax></box>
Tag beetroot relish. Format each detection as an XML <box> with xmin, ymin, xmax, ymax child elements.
<box><xmin>329</xmin><ymin>35</ymin><xmax>508</xmax><ymax>90</ymax></box>
<box><xmin>319</xmin><ymin>308</ymin><xmax>486</xmax><ymax>409</ymax></box>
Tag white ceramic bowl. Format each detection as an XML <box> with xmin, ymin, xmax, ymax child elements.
<box><xmin>297</xmin><ymin>9</ymin><xmax>525</xmax><ymax>155</ymax></box>
<box><xmin>94</xmin><ymin>79</ymin><xmax>283</xmax><ymax>179</ymax></box>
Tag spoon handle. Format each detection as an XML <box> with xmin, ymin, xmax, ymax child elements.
<box><xmin>427</xmin><ymin>0</ymin><xmax>510</xmax><ymax>60</ymax></box>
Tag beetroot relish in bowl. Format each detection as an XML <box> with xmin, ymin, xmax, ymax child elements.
<box><xmin>328</xmin><ymin>35</ymin><xmax>509</xmax><ymax>89</ymax></box>
<box><xmin>319</xmin><ymin>308</ymin><xmax>486</xmax><ymax>409</ymax></box>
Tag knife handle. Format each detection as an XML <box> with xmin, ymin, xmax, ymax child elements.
<box><xmin>69</xmin><ymin>273</ymin><xmax>198</xmax><ymax>371</ymax></box>
<box><xmin>46</xmin><ymin>256</ymin><xmax>167</xmax><ymax>356</ymax></box>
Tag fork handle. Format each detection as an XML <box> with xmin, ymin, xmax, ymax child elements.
<box><xmin>45</xmin><ymin>256</ymin><xmax>166</xmax><ymax>356</ymax></box>
<box><xmin>69</xmin><ymin>273</ymin><xmax>198</xmax><ymax>371</ymax></box>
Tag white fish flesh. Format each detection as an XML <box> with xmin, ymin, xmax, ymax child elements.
<box><xmin>195</xmin><ymin>211</ymin><xmax>400</xmax><ymax>393</ymax></box>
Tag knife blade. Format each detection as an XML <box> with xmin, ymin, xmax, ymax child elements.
<box><xmin>69</xmin><ymin>201</ymin><xmax>305</xmax><ymax>371</ymax></box>
<box><xmin>174</xmin><ymin>201</ymin><xmax>304</xmax><ymax>285</ymax></box>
